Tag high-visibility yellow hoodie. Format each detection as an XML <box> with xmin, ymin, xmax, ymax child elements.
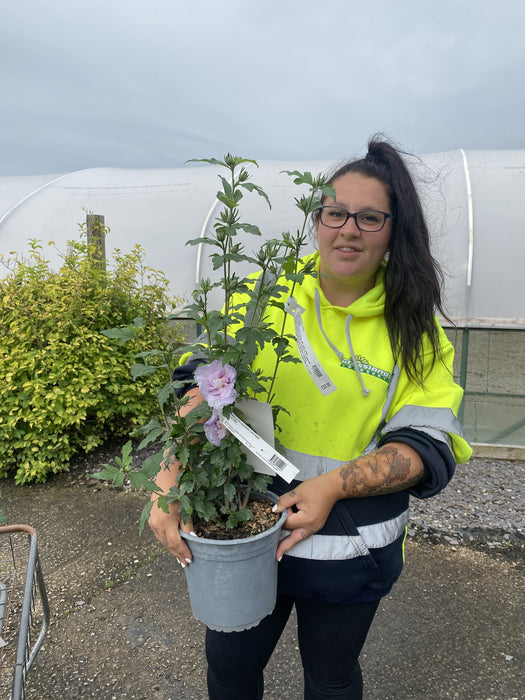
<box><xmin>233</xmin><ymin>251</ymin><xmax>472</xmax><ymax>602</ymax></box>
<box><xmin>180</xmin><ymin>251</ymin><xmax>472</xmax><ymax>602</ymax></box>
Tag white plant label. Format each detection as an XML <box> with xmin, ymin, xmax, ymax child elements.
<box><xmin>219</xmin><ymin>401</ymin><xmax>299</xmax><ymax>483</ymax></box>
<box><xmin>285</xmin><ymin>296</ymin><xmax>337</xmax><ymax>396</ymax></box>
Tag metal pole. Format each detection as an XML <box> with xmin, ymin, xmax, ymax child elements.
<box><xmin>458</xmin><ymin>327</ymin><xmax>470</xmax><ymax>424</ymax></box>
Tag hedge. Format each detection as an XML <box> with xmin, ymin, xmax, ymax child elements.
<box><xmin>0</xmin><ymin>236</ymin><xmax>182</xmax><ymax>483</ymax></box>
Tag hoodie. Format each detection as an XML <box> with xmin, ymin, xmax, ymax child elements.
<box><xmin>244</xmin><ymin>252</ymin><xmax>471</xmax><ymax>602</ymax></box>
<box><xmin>180</xmin><ymin>251</ymin><xmax>472</xmax><ymax>602</ymax></box>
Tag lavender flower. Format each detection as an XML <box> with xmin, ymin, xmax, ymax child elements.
<box><xmin>204</xmin><ymin>409</ymin><xmax>228</xmax><ymax>446</ymax></box>
<box><xmin>194</xmin><ymin>360</ymin><xmax>237</xmax><ymax>409</ymax></box>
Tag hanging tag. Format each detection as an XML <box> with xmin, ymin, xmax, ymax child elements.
<box><xmin>234</xmin><ymin>399</ymin><xmax>275</xmax><ymax>477</ymax></box>
<box><xmin>219</xmin><ymin>405</ymin><xmax>299</xmax><ymax>483</ymax></box>
<box><xmin>285</xmin><ymin>297</ymin><xmax>337</xmax><ymax>396</ymax></box>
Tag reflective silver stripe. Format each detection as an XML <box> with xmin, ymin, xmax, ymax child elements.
<box><xmin>284</xmin><ymin>510</ymin><xmax>409</xmax><ymax>561</ymax></box>
<box><xmin>284</xmin><ymin>448</ymin><xmax>345</xmax><ymax>480</ymax></box>
<box><xmin>381</xmin><ymin>405</ymin><xmax>466</xmax><ymax>450</ymax></box>
<box><xmin>359</xmin><ymin>511</ymin><xmax>409</xmax><ymax>548</ymax></box>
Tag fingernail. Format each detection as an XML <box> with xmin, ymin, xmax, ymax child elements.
<box><xmin>190</xmin><ymin>531</ymin><xmax>197</xmax><ymax>537</ymax></box>
<box><xmin>179</xmin><ymin>560</ymin><xmax>186</xmax><ymax>568</ymax></box>
<box><xmin>277</xmin><ymin>555</ymin><xmax>283</xmax><ymax>562</ymax></box>
<box><xmin>185</xmin><ymin>558</ymin><xmax>192</xmax><ymax>565</ymax></box>
<box><xmin>271</xmin><ymin>505</ymin><xmax>278</xmax><ymax>513</ymax></box>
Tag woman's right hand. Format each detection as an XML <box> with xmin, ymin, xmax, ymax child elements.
<box><xmin>149</xmin><ymin>495</ymin><xmax>194</xmax><ymax>567</ymax></box>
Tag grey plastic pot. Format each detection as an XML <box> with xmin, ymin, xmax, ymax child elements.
<box><xmin>179</xmin><ymin>492</ymin><xmax>287</xmax><ymax>633</ymax></box>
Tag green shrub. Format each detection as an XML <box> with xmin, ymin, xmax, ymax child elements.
<box><xmin>0</xmin><ymin>236</ymin><xmax>182</xmax><ymax>484</ymax></box>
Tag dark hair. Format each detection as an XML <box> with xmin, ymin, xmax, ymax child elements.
<box><xmin>316</xmin><ymin>135</ymin><xmax>447</xmax><ymax>385</ymax></box>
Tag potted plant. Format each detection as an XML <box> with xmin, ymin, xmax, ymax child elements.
<box><xmin>95</xmin><ymin>155</ymin><xmax>334</xmax><ymax>631</ymax></box>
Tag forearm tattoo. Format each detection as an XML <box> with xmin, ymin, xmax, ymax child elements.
<box><xmin>339</xmin><ymin>445</ymin><xmax>422</xmax><ymax>497</ymax></box>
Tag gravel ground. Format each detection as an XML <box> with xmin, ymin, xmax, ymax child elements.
<box><xmin>408</xmin><ymin>457</ymin><xmax>524</xmax><ymax>554</ymax></box>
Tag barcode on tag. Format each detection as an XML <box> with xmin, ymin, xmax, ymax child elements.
<box><xmin>286</xmin><ymin>295</ymin><xmax>337</xmax><ymax>396</ymax></box>
<box><xmin>269</xmin><ymin>453</ymin><xmax>287</xmax><ymax>472</ymax></box>
<box><xmin>219</xmin><ymin>410</ymin><xmax>299</xmax><ymax>483</ymax></box>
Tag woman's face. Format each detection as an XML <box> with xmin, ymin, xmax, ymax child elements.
<box><xmin>316</xmin><ymin>172</ymin><xmax>393</xmax><ymax>303</ymax></box>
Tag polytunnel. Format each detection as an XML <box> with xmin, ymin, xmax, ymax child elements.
<box><xmin>1</xmin><ymin>150</ymin><xmax>524</xmax><ymax>455</ymax></box>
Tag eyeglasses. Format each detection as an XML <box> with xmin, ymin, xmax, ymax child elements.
<box><xmin>319</xmin><ymin>206</ymin><xmax>394</xmax><ymax>232</ymax></box>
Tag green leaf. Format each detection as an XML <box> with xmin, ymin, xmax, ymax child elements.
<box><xmin>236</xmin><ymin>507</ymin><xmax>254</xmax><ymax>523</ymax></box>
<box><xmin>268</xmin><ymin>299</ymin><xmax>286</xmax><ymax>312</ymax></box>
<box><xmin>139</xmin><ymin>501</ymin><xmax>153</xmax><ymax>534</ymax></box>
<box><xmin>178</xmin><ymin>494</ymin><xmax>193</xmax><ymax>523</ymax></box>
<box><xmin>211</xmin><ymin>252</ymin><xmax>252</xmax><ymax>270</ymax></box>
<box><xmin>156</xmin><ymin>495</ymin><xmax>170</xmax><ymax>514</ymax></box>
<box><xmin>238</xmin><ymin>223</ymin><xmax>262</xmax><ymax>236</ymax></box>
<box><xmin>165</xmin><ymin>485</ymin><xmax>180</xmax><ymax>502</ymax></box>
<box><xmin>131</xmin><ymin>363</ymin><xmax>158</xmax><ymax>380</ymax></box>
<box><xmin>239</xmin><ymin>182</ymin><xmax>271</xmax><ymax>209</ymax></box>
<box><xmin>195</xmin><ymin>498</ymin><xmax>217</xmax><ymax>521</ymax></box>
<box><xmin>178</xmin><ymin>443</ymin><xmax>190</xmax><ymax>467</ymax></box>
<box><xmin>224</xmin><ymin>482</ymin><xmax>236</xmax><ymax>503</ymax></box>
<box><xmin>129</xmin><ymin>471</ymin><xmax>157</xmax><ymax>492</ymax></box>
<box><xmin>134</xmin><ymin>349</ymin><xmax>165</xmax><ymax>360</ymax></box>
<box><xmin>141</xmin><ymin>451</ymin><xmax>164</xmax><ymax>478</ymax></box>
<box><xmin>281</xmin><ymin>169</ymin><xmax>314</xmax><ymax>186</ymax></box>
<box><xmin>186</xmin><ymin>157</ymin><xmax>227</xmax><ymax>167</ymax></box>
<box><xmin>320</xmin><ymin>184</ymin><xmax>336</xmax><ymax>199</ymax></box>
<box><xmin>92</xmin><ymin>465</ymin><xmax>125</xmax><ymax>487</ymax></box>
<box><xmin>100</xmin><ymin>327</ymin><xmax>136</xmax><ymax>343</ymax></box>
<box><xmin>157</xmin><ymin>381</ymin><xmax>174</xmax><ymax>407</ymax></box>
<box><xmin>91</xmin><ymin>464</ymin><xmax>122</xmax><ymax>481</ymax></box>
<box><xmin>252</xmin><ymin>472</ymin><xmax>271</xmax><ymax>493</ymax></box>
<box><xmin>137</xmin><ymin>417</ymin><xmax>164</xmax><ymax>433</ymax></box>
<box><xmin>121</xmin><ymin>440</ymin><xmax>133</xmax><ymax>463</ymax></box>
<box><xmin>185</xmin><ymin>236</ymin><xmax>222</xmax><ymax>248</ymax></box>
<box><xmin>194</xmin><ymin>468</ymin><xmax>210</xmax><ymax>488</ymax></box>
<box><xmin>218</xmin><ymin>175</ymin><xmax>233</xmax><ymax>198</ymax></box>
<box><xmin>138</xmin><ymin>427</ymin><xmax>165</xmax><ymax>451</ymax></box>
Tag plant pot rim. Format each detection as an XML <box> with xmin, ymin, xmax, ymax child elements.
<box><xmin>179</xmin><ymin>490</ymin><xmax>287</xmax><ymax>546</ymax></box>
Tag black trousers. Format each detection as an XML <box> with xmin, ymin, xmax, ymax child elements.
<box><xmin>205</xmin><ymin>593</ymin><xmax>380</xmax><ymax>699</ymax></box>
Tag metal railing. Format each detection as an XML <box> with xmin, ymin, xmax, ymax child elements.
<box><xmin>0</xmin><ymin>525</ymin><xmax>50</xmax><ymax>699</ymax></box>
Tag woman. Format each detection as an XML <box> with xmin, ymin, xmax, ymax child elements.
<box><xmin>149</xmin><ymin>136</ymin><xmax>472</xmax><ymax>699</ymax></box>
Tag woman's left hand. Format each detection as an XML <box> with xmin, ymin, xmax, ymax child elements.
<box><xmin>273</xmin><ymin>472</ymin><xmax>340</xmax><ymax>560</ymax></box>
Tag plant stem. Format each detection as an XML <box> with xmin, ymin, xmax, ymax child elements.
<box><xmin>242</xmin><ymin>478</ymin><xmax>252</xmax><ymax>508</ymax></box>
<box><xmin>222</xmin><ymin>163</ymin><xmax>237</xmax><ymax>347</ymax></box>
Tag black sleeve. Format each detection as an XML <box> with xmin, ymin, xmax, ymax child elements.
<box><xmin>172</xmin><ymin>358</ymin><xmax>205</xmax><ymax>398</ymax></box>
<box><xmin>378</xmin><ymin>428</ymin><xmax>456</xmax><ymax>500</ymax></box>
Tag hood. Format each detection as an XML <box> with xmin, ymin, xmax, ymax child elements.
<box><xmin>288</xmin><ymin>252</ymin><xmax>389</xmax><ymax>399</ymax></box>
<box><xmin>298</xmin><ymin>251</ymin><xmax>387</xmax><ymax>318</ymax></box>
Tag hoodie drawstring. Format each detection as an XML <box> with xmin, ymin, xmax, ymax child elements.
<box><xmin>345</xmin><ymin>314</ymin><xmax>371</xmax><ymax>397</ymax></box>
<box><xmin>314</xmin><ymin>290</ymin><xmax>370</xmax><ymax>397</ymax></box>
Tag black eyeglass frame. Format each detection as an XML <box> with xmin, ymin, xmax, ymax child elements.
<box><xmin>318</xmin><ymin>206</ymin><xmax>395</xmax><ymax>232</ymax></box>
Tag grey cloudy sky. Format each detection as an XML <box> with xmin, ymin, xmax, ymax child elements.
<box><xmin>1</xmin><ymin>0</ymin><xmax>524</xmax><ymax>175</ymax></box>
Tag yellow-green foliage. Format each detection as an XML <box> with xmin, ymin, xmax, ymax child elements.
<box><xmin>0</xmin><ymin>237</ymin><xmax>180</xmax><ymax>484</ymax></box>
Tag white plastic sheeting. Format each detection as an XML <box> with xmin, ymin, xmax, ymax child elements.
<box><xmin>0</xmin><ymin>150</ymin><xmax>523</xmax><ymax>327</ymax></box>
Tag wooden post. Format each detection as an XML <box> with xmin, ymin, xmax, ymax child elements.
<box><xmin>86</xmin><ymin>214</ymin><xmax>106</xmax><ymax>271</ymax></box>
